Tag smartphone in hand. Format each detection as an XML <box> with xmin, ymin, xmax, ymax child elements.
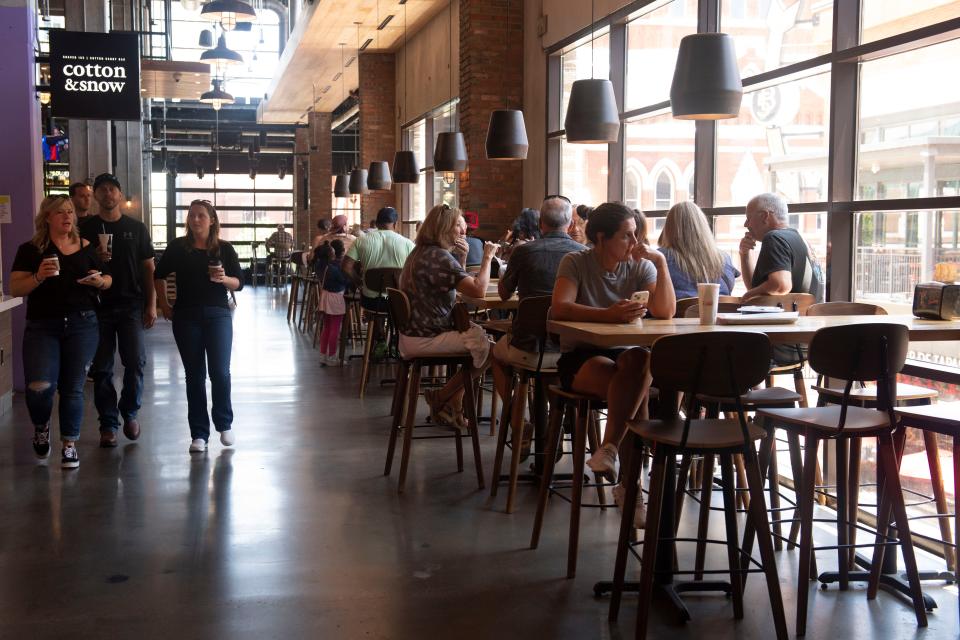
<box><xmin>76</xmin><ymin>271</ymin><xmax>102</xmax><ymax>284</ymax></box>
<box><xmin>630</xmin><ymin>290</ymin><xmax>650</xmax><ymax>305</ymax></box>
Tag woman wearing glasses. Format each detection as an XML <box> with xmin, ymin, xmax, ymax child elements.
<box><xmin>155</xmin><ymin>200</ymin><xmax>243</xmax><ymax>453</ymax></box>
<box><xmin>399</xmin><ymin>204</ymin><xmax>498</xmax><ymax>426</ymax></box>
<box><xmin>10</xmin><ymin>195</ymin><xmax>111</xmax><ymax>468</ymax></box>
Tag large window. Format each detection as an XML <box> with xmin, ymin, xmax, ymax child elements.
<box><xmin>625</xmin><ymin>0</ymin><xmax>697</xmax><ymax>110</ymax></box>
<box><xmin>623</xmin><ymin>113</ymin><xmax>695</xmax><ymax>212</ymax></box>
<box><xmin>715</xmin><ymin>70</ymin><xmax>831</xmax><ymax>206</ymax></box>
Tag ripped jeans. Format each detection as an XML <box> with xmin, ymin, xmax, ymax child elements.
<box><xmin>22</xmin><ymin>311</ymin><xmax>99</xmax><ymax>441</ymax></box>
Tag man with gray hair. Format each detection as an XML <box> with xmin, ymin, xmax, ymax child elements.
<box><xmin>740</xmin><ymin>192</ymin><xmax>823</xmax><ymax>302</ymax></box>
<box><xmin>493</xmin><ymin>195</ymin><xmax>585</xmax><ymax>368</ymax></box>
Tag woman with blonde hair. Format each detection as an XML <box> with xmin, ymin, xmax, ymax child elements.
<box><xmin>10</xmin><ymin>195</ymin><xmax>111</xmax><ymax>468</ymax></box>
<box><xmin>155</xmin><ymin>199</ymin><xmax>243</xmax><ymax>453</ymax></box>
<box><xmin>399</xmin><ymin>204</ymin><xmax>498</xmax><ymax>426</ymax></box>
<box><xmin>658</xmin><ymin>201</ymin><xmax>739</xmax><ymax>299</ymax></box>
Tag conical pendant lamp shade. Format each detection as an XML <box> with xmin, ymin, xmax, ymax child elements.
<box><xmin>485</xmin><ymin>109</ymin><xmax>528</xmax><ymax>160</ymax></box>
<box><xmin>392</xmin><ymin>150</ymin><xmax>420</xmax><ymax>184</ymax></box>
<box><xmin>670</xmin><ymin>33</ymin><xmax>742</xmax><ymax>120</ymax></box>
<box><xmin>334</xmin><ymin>173</ymin><xmax>350</xmax><ymax>197</ymax></box>
<box><xmin>563</xmin><ymin>78</ymin><xmax>620</xmax><ymax>144</ymax></box>
<box><xmin>433</xmin><ymin>132</ymin><xmax>467</xmax><ymax>172</ymax></box>
<box><xmin>367</xmin><ymin>161</ymin><xmax>393</xmax><ymax>190</ymax></box>
<box><xmin>349</xmin><ymin>168</ymin><xmax>369</xmax><ymax>195</ymax></box>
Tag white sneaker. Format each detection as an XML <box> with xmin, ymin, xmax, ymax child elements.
<box><xmin>189</xmin><ymin>439</ymin><xmax>207</xmax><ymax>453</ymax></box>
<box><xmin>326</xmin><ymin>354</ymin><xmax>341</xmax><ymax>367</ymax></box>
<box><xmin>220</xmin><ymin>430</ymin><xmax>235</xmax><ymax>446</ymax></box>
<box><xmin>612</xmin><ymin>483</ymin><xmax>647</xmax><ymax>529</ymax></box>
<box><xmin>586</xmin><ymin>442</ymin><xmax>618</xmax><ymax>481</ymax></box>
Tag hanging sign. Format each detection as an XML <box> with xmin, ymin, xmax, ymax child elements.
<box><xmin>49</xmin><ymin>31</ymin><xmax>141</xmax><ymax>121</ymax></box>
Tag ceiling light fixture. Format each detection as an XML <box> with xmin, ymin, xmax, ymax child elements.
<box><xmin>563</xmin><ymin>0</ymin><xmax>619</xmax><ymax>143</ymax></box>
<box><xmin>392</xmin><ymin>2</ymin><xmax>419</xmax><ymax>184</ymax></box>
<box><xmin>670</xmin><ymin>33</ymin><xmax>742</xmax><ymax>120</ymax></box>
<box><xmin>485</xmin><ymin>0</ymin><xmax>528</xmax><ymax>159</ymax></box>
<box><xmin>433</xmin><ymin>0</ymin><xmax>467</xmax><ymax>183</ymax></box>
<box><xmin>200</xmin><ymin>33</ymin><xmax>243</xmax><ymax>76</ymax></box>
<box><xmin>199</xmin><ymin>78</ymin><xmax>234</xmax><ymax>110</ymax></box>
<box><xmin>200</xmin><ymin>0</ymin><xmax>256</xmax><ymax>31</ymax></box>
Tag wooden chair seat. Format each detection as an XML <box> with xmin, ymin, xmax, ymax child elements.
<box><xmin>896</xmin><ymin>404</ymin><xmax>960</xmax><ymax>436</ymax></box>
<box><xmin>630</xmin><ymin>418</ymin><xmax>767</xmax><ymax>451</ymax></box>
<box><xmin>406</xmin><ymin>352</ymin><xmax>472</xmax><ymax>364</ymax></box>
<box><xmin>758</xmin><ymin>405</ymin><xmax>894</xmax><ymax>435</ymax></box>
<box><xmin>549</xmin><ymin>385</ymin><xmax>606</xmax><ymax>405</ymax></box>
<box><xmin>698</xmin><ymin>386</ymin><xmax>802</xmax><ymax>407</ymax></box>
<box><xmin>812</xmin><ymin>382</ymin><xmax>938</xmax><ymax>403</ymax></box>
<box><xmin>479</xmin><ymin>318</ymin><xmax>513</xmax><ymax>336</ymax></box>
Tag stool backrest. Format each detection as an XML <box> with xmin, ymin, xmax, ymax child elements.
<box><xmin>806</xmin><ymin>301</ymin><xmax>887</xmax><ymax>317</ymax></box>
<box><xmin>514</xmin><ymin>295</ymin><xmax>553</xmax><ymax>370</ymax></box>
<box><xmin>682</xmin><ymin>301</ymin><xmax>742</xmax><ymax>318</ymax></box>
<box><xmin>386</xmin><ymin>287</ymin><xmax>411</xmax><ymax>333</ymax></box>
<box><xmin>676</xmin><ymin>295</ymin><xmax>739</xmax><ymax>318</ymax></box>
<box><xmin>749</xmin><ymin>293</ymin><xmax>816</xmax><ymax>314</ymax></box>
<box><xmin>650</xmin><ymin>331</ymin><xmax>771</xmax><ymax>450</ymax></box>
<box><xmin>808</xmin><ymin>323</ymin><xmax>908</xmax><ymax>420</ymax></box>
<box><xmin>650</xmin><ymin>331</ymin><xmax>772</xmax><ymax>397</ymax></box>
<box><xmin>364</xmin><ymin>268</ymin><xmax>402</xmax><ymax>297</ymax></box>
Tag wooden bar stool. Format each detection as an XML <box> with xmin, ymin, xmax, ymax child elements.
<box><xmin>757</xmin><ymin>323</ymin><xmax>928</xmax><ymax>636</ymax></box>
<box><xmin>608</xmin><ymin>331</ymin><xmax>788</xmax><ymax>640</ymax></box>
<box><xmin>489</xmin><ymin>296</ymin><xmax>557</xmax><ymax>513</ymax></box>
<box><xmin>895</xmin><ymin>404</ymin><xmax>960</xmax><ymax>625</ymax></box>
<box><xmin>529</xmin><ymin>385</ymin><xmax>608</xmax><ymax>578</ymax></box>
<box><xmin>382</xmin><ymin>288</ymin><xmax>484</xmax><ymax>494</ymax></box>
<box><xmin>358</xmin><ymin>269</ymin><xmax>401</xmax><ymax>398</ymax></box>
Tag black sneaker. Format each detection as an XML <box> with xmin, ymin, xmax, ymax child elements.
<box><xmin>61</xmin><ymin>444</ymin><xmax>79</xmax><ymax>469</ymax></box>
<box><xmin>32</xmin><ymin>424</ymin><xmax>50</xmax><ymax>459</ymax></box>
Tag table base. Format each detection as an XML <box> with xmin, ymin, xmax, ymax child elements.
<box><xmin>818</xmin><ymin>552</ymin><xmax>938</xmax><ymax>612</ymax></box>
<box><xmin>595</xmin><ymin>580</ymin><xmax>733</xmax><ymax>623</ymax></box>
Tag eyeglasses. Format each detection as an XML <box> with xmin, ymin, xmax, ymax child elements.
<box><xmin>545</xmin><ymin>194</ymin><xmax>571</xmax><ymax>203</ymax></box>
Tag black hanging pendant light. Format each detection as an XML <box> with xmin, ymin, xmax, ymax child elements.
<box><xmin>198</xmin><ymin>29</ymin><xmax>214</xmax><ymax>48</ymax></box>
<box><xmin>392</xmin><ymin>4</ymin><xmax>420</xmax><ymax>184</ymax></box>
<box><xmin>334</xmin><ymin>173</ymin><xmax>350</xmax><ymax>197</ymax></box>
<box><xmin>486</xmin><ymin>109</ymin><xmax>528</xmax><ymax>159</ymax></box>
<box><xmin>485</xmin><ymin>0</ymin><xmax>528</xmax><ymax>159</ymax></box>
<box><xmin>433</xmin><ymin>0</ymin><xmax>467</xmax><ymax>177</ymax></box>
<box><xmin>200</xmin><ymin>0</ymin><xmax>256</xmax><ymax>31</ymax></box>
<box><xmin>563</xmin><ymin>0</ymin><xmax>620</xmax><ymax>144</ymax></box>
<box><xmin>200</xmin><ymin>33</ymin><xmax>243</xmax><ymax>76</ymax></box>
<box><xmin>349</xmin><ymin>168</ymin><xmax>369</xmax><ymax>195</ymax></box>
<box><xmin>367</xmin><ymin>161</ymin><xmax>392</xmax><ymax>190</ymax></box>
<box><xmin>670</xmin><ymin>33</ymin><xmax>742</xmax><ymax>120</ymax></box>
<box><xmin>199</xmin><ymin>78</ymin><xmax>234</xmax><ymax>110</ymax></box>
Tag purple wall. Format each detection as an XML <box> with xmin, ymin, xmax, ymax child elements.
<box><xmin>0</xmin><ymin>5</ymin><xmax>44</xmax><ymax>391</ymax></box>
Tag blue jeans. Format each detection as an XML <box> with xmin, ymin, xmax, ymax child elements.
<box><xmin>91</xmin><ymin>304</ymin><xmax>146</xmax><ymax>432</ymax></box>
<box><xmin>22</xmin><ymin>311</ymin><xmax>99</xmax><ymax>441</ymax></box>
<box><xmin>171</xmin><ymin>306</ymin><xmax>234</xmax><ymax>441</ymax></box>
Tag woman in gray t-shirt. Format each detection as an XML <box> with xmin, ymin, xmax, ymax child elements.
<box><xmin>552</xmin><ymin>202</ymin><xmax>676</xmax><ymax>527</ymax></box>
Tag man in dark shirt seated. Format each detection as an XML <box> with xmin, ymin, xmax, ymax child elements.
<box><xmin>492</xmin><ymin>195</ymin><xmax>585</xmax><ymax>375</ymax></box>
<box><xmin>739</xmin><ymin>192</ymin><xmax>823</xmax><ymax>302</ymax></box>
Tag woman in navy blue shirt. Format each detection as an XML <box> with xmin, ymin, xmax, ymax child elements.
<box><xmin>155</xmin><ymin>200</ymin><xmax>243</xmax><ymax>453</ymax></box>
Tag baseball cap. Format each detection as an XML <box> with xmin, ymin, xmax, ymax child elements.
<box><xmin>93</xmin><ymin>173</ymin><xmax>122</xmax><ymax>191</ymax></box>
<box><xmin>376</xmin><ymin>207</ymin><xmax>398</xmax><ymax>224</ymax></box>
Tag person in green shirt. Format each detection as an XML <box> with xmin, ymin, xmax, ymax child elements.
<box><xmin>342</xmin><ymin>207</ymin><xmax>415</xmax><ymax>312</ymax></box>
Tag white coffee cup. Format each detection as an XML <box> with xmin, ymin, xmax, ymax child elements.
<box><xmin>43</xmin><ymin>255</ymin><xmax>60</xmax><ymax>277</ymax></box>
<box><xmin>98</xmin><ymin>233</ymin><xmax>113</xmax><ymax>259</ymax></box>
<box><xmin>697</xmin><ymin>282</ymin><xmax>720</xmax><ymax>325</ymax></box>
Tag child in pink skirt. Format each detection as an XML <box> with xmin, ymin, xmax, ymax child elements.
<box><xmin>317</xmin><ymin>240</ymin><xmax>349</xmax><ymax>366</ymax></box>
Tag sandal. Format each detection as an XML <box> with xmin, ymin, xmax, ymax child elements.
<box><xmin>424</xmin><ymin>389</ymin><xmax>458</xmax><ymax>427</ymax></box>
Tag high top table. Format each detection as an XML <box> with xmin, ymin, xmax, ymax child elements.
<box><xmin>547</xmin><ymin>315</ymin><xmax>960</xmax><ymax>621</ymax></box>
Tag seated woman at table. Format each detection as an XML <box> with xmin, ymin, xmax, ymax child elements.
<box><xmin>658</xmin><ymin>201</ymin><xmax>739</xmax><ymax>299</ymax></box>
<box><xmin>399</xmin><ymin>204</ymin><xmax>499</xmax><ymax>426</ymax></box>
<box><xmin>552</xmin><ymin>202</ymin><xmax>676</xmax><ymax>525</ymax></box>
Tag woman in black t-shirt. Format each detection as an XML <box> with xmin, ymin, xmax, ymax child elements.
<box><xmin>10</xmin><ymin>195</ymin><xmax>111</xmax><ymax>469</ymax></box>
<box><xmin>155</xmin><ymin>200</ymin><xmax>243</xmax><ymax>453</ymax></box>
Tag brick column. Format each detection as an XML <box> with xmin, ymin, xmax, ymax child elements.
<box><xmin>293</xmin><ymin>126</ymin><xmax>309</xmax><ymax>244</ymax></box>
<box><xmin>459</xmin><ymin>0</ymin><xmax>523</xmax><ymax>238</ymax></box>
<box><xmin>307</xmin><ymin>111</ymin><xmax>333</xmax><ymax>236</ymax></box>
<box><xmin>359</xmin><ymin>52</ymin><xmax>397</xmax><ymax>223</ymax></box>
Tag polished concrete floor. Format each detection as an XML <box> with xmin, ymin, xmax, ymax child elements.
<box><xmin>1</xmin><ymin>287</ymin><xmax>958</xmax><ymax>639</ymax></box>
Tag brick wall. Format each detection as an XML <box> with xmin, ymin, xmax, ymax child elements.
<box><xmin>307</xmin><ymin>111</ymin><xmax>333</xmax><ymax>241</ymax></box>
<box><xmin>459</xmin><ymin>0</ymin><xmax>524</xmax><ymax>238</ymax></box>
<box><xmin>359</xmin><ymin>52</ymin><xmax>397</xmax><ymax>224</ymax></box>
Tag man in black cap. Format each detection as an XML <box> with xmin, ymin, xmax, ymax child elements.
<box><xmin>80</xmin><ymin>173</ymin><xmax>157</xmax><ymax>447</ymax></box>
<box><xmin>342</xmin><ymin>207</ymin><xmax>414</xmax><ymax>311</ymax></box>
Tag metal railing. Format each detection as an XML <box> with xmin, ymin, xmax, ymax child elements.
<box><xmin>855</xmin><ymin>247</ymin><xmax>923</xmax><ymax>303</ymax></box>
